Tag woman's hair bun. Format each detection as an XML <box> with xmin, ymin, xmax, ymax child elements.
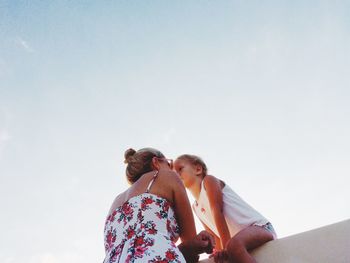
<box><xmin>124</xmin><ymin>148</ymin><xmax>136</xmax><ymax>164</ymax></box>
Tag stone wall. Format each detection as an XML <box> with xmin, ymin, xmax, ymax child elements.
<box><xmin>199</xmin><ymin>219</ymin><xmax>350</xmax><ymax>263</ymax></box>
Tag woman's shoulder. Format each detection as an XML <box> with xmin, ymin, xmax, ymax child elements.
<box><xmin>108</xmin><ymin>191</ymin><xmax>128</xmax><ymax>214</ymax></box>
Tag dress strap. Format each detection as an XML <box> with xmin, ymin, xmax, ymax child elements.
<box><xmin>145</xmin><ymin>170</ymin><xmax>159</xmax><ymax>193</ymax></box>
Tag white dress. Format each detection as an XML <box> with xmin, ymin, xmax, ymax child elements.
<box><xmin>193</xmin><ymin>180</ymin><xmax>274</xmax><ymax>238</ymax></box>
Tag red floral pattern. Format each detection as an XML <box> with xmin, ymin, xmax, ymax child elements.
<box><xmin>103</xmin><ymin>193</ymin><xmax>184</xmax><ymax>263</ymax></box>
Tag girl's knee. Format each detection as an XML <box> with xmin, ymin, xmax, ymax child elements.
<box><xmin>226</xmin><ymin>239</ymin><xmax>249</xmax><ymax>262</ymax></box>
<box><xmin>226</xmin><ymin>237</ymin><xmax>257</xmax><ymax>263</ymax></box>
<box><xmin>226</xmin><ymin>236</ymin><xmax>245</xmax><ymax>252</ymax></box>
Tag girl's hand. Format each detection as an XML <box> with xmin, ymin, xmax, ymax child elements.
<box><xmin>210</xmin><ymin>249</ymin><xmax>229</xmax><ymax>263</ymax></box>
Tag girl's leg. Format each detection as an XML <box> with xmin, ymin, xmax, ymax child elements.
<box><xmin>225</xmin><ymin>225</ymin><xmax>273</xmax><ymax>263</ymax></box>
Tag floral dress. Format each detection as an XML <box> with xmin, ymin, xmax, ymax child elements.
<box><xmin>103</xmin><ymin>189</ymin><xmax>186</xmax><ymax>263</ymax></box>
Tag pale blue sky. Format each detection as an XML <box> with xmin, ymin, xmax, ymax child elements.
<box><xmin>1</xmin><ymin>1</ymin><xmax>350</xmax><ymax>262</ymax></box>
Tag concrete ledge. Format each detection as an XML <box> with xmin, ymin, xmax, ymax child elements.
<box><xmin>199</xmin><ymin>219</ymin><xmax>350</xmax><ymax>263</ymax></box>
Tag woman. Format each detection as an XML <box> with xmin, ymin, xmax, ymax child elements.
<box><xmin>103</xmin><ymin>147</ymin><xmax>214</xmax><ymax>263</ymax></box>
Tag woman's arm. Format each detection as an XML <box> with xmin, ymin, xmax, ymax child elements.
<box><xmin>178</xmin><ymin>231</ymin><xmax>215</xmax><ymax>263</ymax></box>
<box><xmin>170</xmin><ymin>172</ymin><xmax>201</xmax><ymax>262</ymax></box>
<box><xmin>199</xmin><ymin>218</ymin><xmax>222</xmax><ymax>250</ymax></box>
<box><xmin>204</xmin><ymin>175</ymin><xmax>231</xmax><ymax>249</ymax></box>
<box><xmin>171</xmin><ymin>172</ymin><xmax>197</xmax><ymax>242</ymax></box>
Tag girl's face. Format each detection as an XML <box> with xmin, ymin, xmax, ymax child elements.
<box><xmin>174</xmin><ymin>159</ymin><xmax>201</xmax><ymax>188</ymax></box>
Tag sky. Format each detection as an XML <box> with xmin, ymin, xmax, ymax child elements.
<box><xmin>1</xmin><ymin>1</ymin><xmax>350</xmax><ymax>262</ymax></box>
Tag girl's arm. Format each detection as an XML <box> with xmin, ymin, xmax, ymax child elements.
<box><xmin>204</xmin><ymin>175</ymin><xmax>231</xmax><ymax>249</ymax></box>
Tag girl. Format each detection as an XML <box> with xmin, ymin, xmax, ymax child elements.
<box><xmin>174</xmin><ymin>154</ymin><xmax>276</xmax><ymax>263</ymax></box>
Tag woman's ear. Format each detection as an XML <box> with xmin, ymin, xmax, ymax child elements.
<box><xmin>151</xmin><ymin>157</ymin><xmax>160</xmax><ymax>170</ymax></box>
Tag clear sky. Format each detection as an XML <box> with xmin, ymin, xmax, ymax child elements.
<box><xmin>1</xmin><ymin>1</ymin><xmax>350</xmax><ymax>262</ymax></box>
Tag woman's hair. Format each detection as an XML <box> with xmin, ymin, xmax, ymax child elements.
<box><xmin>124</xmin><ymin>147</ymin><xmax>165</xmax><ymax>184</ymax></box>
<box><xmin>176</xmin><ymin>154</ymin><xmax>208</xmax><ymax>177</ymax></box>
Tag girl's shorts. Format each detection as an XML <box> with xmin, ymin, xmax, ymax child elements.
<box><xmin>253</xmin><ymin>222</ymin><xmax>277</xmax><ymax>239</ymax></box>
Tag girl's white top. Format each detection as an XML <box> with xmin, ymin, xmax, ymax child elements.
<box><xmin>193</xmin><ymin>179</ymin><xmax>269</xmax><ymax>237</ymax></box>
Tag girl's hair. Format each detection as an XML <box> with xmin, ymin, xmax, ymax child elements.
<box><xmin>176</xmin><ymin>154</ymin><xmax>208</xmax><ymax>177</ymax></box>
<box><xmin>124</xmin><ymin>147</ymin><xmax>165</xmax><ymax>184</ymax></box>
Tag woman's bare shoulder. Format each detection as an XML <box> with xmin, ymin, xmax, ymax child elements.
<box><xmin>108</xmin><ymin>191</ymin><xmax>128</xmax><ymax>214</ymax></box>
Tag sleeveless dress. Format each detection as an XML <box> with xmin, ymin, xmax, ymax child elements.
<box><xmin>103</xmin><ymin>172</ymin><xmax>186</xmax><ymax>263</ymax></box>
